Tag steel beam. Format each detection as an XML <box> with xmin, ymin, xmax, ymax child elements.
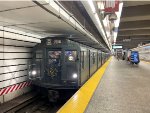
<box><xmin>118</xmin><ymin>29</ymin><xmax>150</xmax><ymax>36</ymax></box>
<box><xmin>121</xmin><ymin>4</ymin><xmax>150</xmax><ymax>22</ymax></box>
<box><xmin>119</xmin><ymin>20</ymin><xmax>150</xmax><ymax>31</ymax></box>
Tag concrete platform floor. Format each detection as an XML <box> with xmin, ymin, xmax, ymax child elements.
<box><xmin>85</xmin><ymin>57</ymin><xmax>150</xmax><ymax>113</ymax></box>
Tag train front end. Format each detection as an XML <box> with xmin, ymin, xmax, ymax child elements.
<box><xmin>28</xmin><ymin>38</ymin><xmax>80</xmax><ymax>90</ymax></box>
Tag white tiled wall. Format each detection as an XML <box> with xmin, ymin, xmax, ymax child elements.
<box><xmin>0</xmin><ymin>26</ymin><xmax>40</xmax><ymax>103</ymax></box>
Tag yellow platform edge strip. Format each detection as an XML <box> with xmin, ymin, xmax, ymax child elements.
<box><xmin>57</xmin><ymin>57</ymin><xmax>112</xmax><ymax>113</ymax></box>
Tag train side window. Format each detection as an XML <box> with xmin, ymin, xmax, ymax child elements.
<box><xmin>99</xmin><ymin>53</ymin><xmax>101</xmax><ymax>61</ymax></box>
<box><xmin>81</xmin><ymin>51</ymin><xmax>84</xmax><ymax>69</ymax></box>
<box><xmin>65</xmin><ymin>50</ymin><xmax>77</xmax><ymax>62</ymax></box>
<box><xmin>93</xmin><ymin>52</ymin><xmax>95</xmax><ymax>64</ymax></box>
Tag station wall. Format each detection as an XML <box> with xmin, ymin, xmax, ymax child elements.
<box><xmin>0</xmin><ymin>26</ymin><xmax>40</xmax><ymax>103</ymax></box>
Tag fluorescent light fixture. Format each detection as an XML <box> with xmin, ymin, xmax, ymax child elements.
<box><xmin>87</xmin><ymin>1</ymin><xmax>111</xmax><ymax>49</ymax></box>
<box><xmin>114</xmin><ymin>2</ymin><xmax>123</xmax><ymax>43</ymax></box>
<box><xmin>88</xmin><ymin>0</ymin><xmax>96</xmax><ymax>13</ymax></box>
<box><xmin>114</xmin><ymin>2</ymin><xmax>123</xmax><ymax>27</ymax></box>
<box><xmin>112</xmin><ymin>45</ymin><xmax>123</xmax><ymax>49</ymax></box>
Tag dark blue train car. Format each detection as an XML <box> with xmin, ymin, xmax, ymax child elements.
<box><xmin>28</xmin><ymin>37</ymin><xmax>110</xmax><ymax>101</ymax></box>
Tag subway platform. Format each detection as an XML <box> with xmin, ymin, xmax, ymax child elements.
<box><xmin>86</xmin><ymin>57</ymin><xmax>150</xmax><ymax>113</ymax></box>
<box><xmin>58</xmin><ymin>57</ymin><xmax>150</xmax><ymax>113</ymax></box>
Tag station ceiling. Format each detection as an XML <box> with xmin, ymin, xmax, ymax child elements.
<box><xmin>0</xmin><ymin>1</ymin><xmax>109</xmax><ymax>52</ymax></box>
<box><xmin>117</xmin><ymin>1</ymin><xmax>150</xmax><ymax>49</ymax></box>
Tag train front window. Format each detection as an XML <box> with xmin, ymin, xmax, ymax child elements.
<box><xmin>48</xmin><ymin>51</ymin><xmax>61</xmax><ymax>65</ymax></box>
<box><xmin>65</xmin><ymin>51</ymin><xmax>77</xmax><ymax>62</ymax></box>
<box><xmin>48</xmin><ymin>51</ymin><xmax>61</xmax><ymax>59</ymax></box>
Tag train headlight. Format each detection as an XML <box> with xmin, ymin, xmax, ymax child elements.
<box><xmin>31</xmin><ymin>70</ymin><xmax>37</xmax><ymax>76</ymax></box>
<box><xmin>29</xmin><ymin>70</ymin><xmax>37</xmax><ymax>79</ymax></box>
<box><xmin>68</xmin><ymin>56</ymin><xmax>74</xmax><ymax>61</ymax></box>
<box><xmin>73</xmin><ymin>73</ymin><xmax>77</xmax><ymax>79</ymax></box>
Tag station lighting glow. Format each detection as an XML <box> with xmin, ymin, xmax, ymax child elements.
<box><xmin>31</xmin><ymin>70</ymin><xmax>37</xmax><ymax>75</ymax></box>
<box><xmin>114</xmin><ymin>2</ymin><xmax>123</xmax><ymax>43</ymax></box>
<box><xmin>112</xmin><ymin>45</ymin><xmax>123</xmax><ymax>49</ymax></box>
<box><xmin>88</xmin><ymin>0</ymin><xmax>111</xmax><ymax>49</ymax></box>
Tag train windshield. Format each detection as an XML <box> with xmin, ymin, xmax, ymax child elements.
<box><xmin>65</xmin><ymin>51</ymin><xmax>77</xmax><ymax>62</ymax></box>
<box><xmin>48</xmin><ymin>50</ymin><xmax>62</xmax><ymax>65</ymax></box>
<box><xmin>48</xmin><ymin>51</ymin><xmax>61</xmax><ymax>59</ymax></box>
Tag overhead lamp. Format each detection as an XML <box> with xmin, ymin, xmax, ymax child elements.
<box><xmin>88</xmin><ymin>0</ymin><xmax>96</xmax><ymax>13</ymax></box>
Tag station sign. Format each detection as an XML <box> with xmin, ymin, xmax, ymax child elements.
<box><xmin>112</xmin><ymin>44</ymin><xmax>122</xmax><ymax>49</ymax></box>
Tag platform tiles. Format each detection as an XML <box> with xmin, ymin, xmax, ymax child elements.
<box><xmin>57</xmin><ymin>57</ymin><xmax>111</xmax><ymax>113</ymax></box>
<box><xmin>86</xmin><ymin>57</ymin><xmax>150</xmax><ymax>113</ymax></box>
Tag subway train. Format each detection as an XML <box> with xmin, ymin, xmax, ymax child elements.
<box><xmin>28</xmin><ymin>37</ymin><xmax>110</xmax><ymax>101</ymax></box>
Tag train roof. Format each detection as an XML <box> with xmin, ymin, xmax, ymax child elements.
<box><xmin>40</xmin><ymin>37</ymin><xmax>104</xmax><ymax>52</ymax></box>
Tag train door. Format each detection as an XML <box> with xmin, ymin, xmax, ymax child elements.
<box><xmin>101</xmin><ymin>52</ymin><xmax>103</xmax><ymax>65</ymax></box>
<box><xmin>97</xmin><ymin>51</ymin><xmax>98</xmax><ymax>69</ymax></box>
<box><xmin>90</xmin><ymin>51</ymin><xmax>95</xmax><ymax>76</ymax></box>
<box><xmin>89</xmin><ymin>50</ymin><xmax>90</xmax><ymax>77</ymax></box>
<box><xmin>80</xmin><ymin>50</ymin><xmax>89</xmax><ymax>85</ymax></box>
<box><xmin>46</xmin><ymin>49</ymin><xmax>62</xmax><ymax>84</ymax></box>
<box><xmin>98</xmin><ymin>51</ymin><xmax>101</xmax><ymax>68</ymax></box>
<box><xmin>80</xmin><ymin>51</ymin><xmax>84</xmax><ymax>84</ymax></box>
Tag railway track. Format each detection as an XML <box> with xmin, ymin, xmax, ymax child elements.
<box><xmin>15</xmin><ymin>97</ymin><xmax>63</xmax><ymax>113</ymax></box>
<box><xmin>0</xmin><ymin>88</ymin><xmax>79</xmax><ymax>113</ymax></box>
<box><xmin>16</xmin><ymin>100</ymin><xmax>62</xmax><ymax>113</ymax></box>
<box><xmin>0</xmin><ymin>92</ymin><xmax>64</xmax><ymax>113</ymax></box>
<box><xmin>0</xmin><ymin>92</ymin><xmax>39</xmax><ymax>113</ymax></box>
